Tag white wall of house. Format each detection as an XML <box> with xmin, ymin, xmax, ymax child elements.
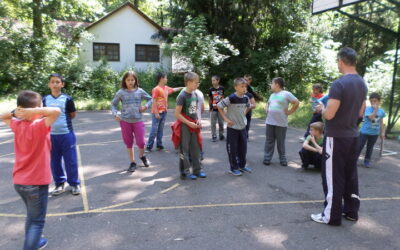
<box><xmin>79</xmin><ymin>6</ymin><xmax>171</xmax><ymax>72</ymax></box>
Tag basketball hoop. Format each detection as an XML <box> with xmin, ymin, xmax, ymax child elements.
<box><xmin>312</xmin><ymin>0</ymin><xmax>367</xmax><ymax>14</ymax></box>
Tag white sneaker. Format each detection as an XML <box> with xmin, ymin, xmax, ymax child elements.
<box><xmin>51</xmin><ymin>183</ymin><xmax>65</xmax><ymax>196</ymax></box>
<box><xmin>311</xmin><ymin>213</ymin><xmax>327</xmax><ymax>224</ymax></box>
<box><xmin>71</xmin><ymin>185</ymin><xmax>81</xmax><ymax>195</ymax></box>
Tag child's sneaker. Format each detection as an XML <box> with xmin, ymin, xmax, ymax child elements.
<box><xmin>310</xmin><ymin>213</ymin><xmax>326</xmax><ymax>224</ymax></box>
<box><xmin>128</xmin><ymin>162</ymin><xmax>137</xmax><ymax>172</ymax></box>
<box><xmin>196</xmin><ymin>170</ymin><xmax>207</xmax><ymax>178</ymax></box>
<box><xmin>51</xmin><ymin>183</ymin><xmax>65</xmax><ymax>196</ymax></box>
<box><xmin>239</xmin><ymin>166</ymin><xmax>252</xmax><ymax>173</ymax></box>
<box><xmin>219</xmin><ymin>134</ymin><xmax>225</xmax><ymax>140</ymax></box>
<box><xmin>342</xmin><ymin>212</ymin><xmax>358</xmax><ymax>221</ymax></box>
<box><xmin>212</xmin><ymin>136</ymin><xmax>217</xmax><ymax>142</ymax></box>
<box><xmin>229</xmin><ymin>170</ymin><xmax>242</xmax><ymax>176</ymax></box>
<box><xmin>37</xmin><ymin>238</ymin><xmax>48</xmax><ymax>250</ymax></box>
<box><xmin>140</xmin><ymin>156</ymin><xmax>150</xmax><ymax>167</ymax></box>
<box><xmin>180</xmin><ymin>173</ymin><xmax>197</xmax><ymax>180</ymax></box>
<box><xmin>363</xmin><ymin>160</ymin><xmax>370</xmax><ymax>168</ymax></box>
<box><xmin>71</xmin><ymin>185</ymin><xmax>81</xmax><ymax>195</ymax></box>
<box><xmin>301</xmin><ymin>164</ymin><xmax>308</xmax><ymax>169</ymax></box>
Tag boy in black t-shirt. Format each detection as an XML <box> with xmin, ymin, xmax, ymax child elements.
<box><xmin>208</xmin><ymin>75</ymin><xmax>225</xmax><ymax>142</ymax></box>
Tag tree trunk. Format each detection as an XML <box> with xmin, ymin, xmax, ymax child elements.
<box><xmin>32</xmin><ymin>0</ymin><xmax>43</xmax><ymax>39</ymax></box>
<box><xmin>31</xmin><ymin>0</ymin><xmax>44</xmax><ymax>74</ymax></box>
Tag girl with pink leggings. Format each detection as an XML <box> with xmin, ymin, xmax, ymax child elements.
<box><xmin>111</xmin><ymin>71</ymin><xmax>152</xmax><ymax>172</ymax></box>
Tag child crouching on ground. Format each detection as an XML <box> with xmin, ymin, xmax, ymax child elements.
<box><xmin>217</xmin><ymin>77</ymin><xmax>253</xmax><ymax>176</ymax></box>
<box><xmin>299</xmin><ymin>121</ymin><xmax>324</xmax><ymax>170</ymax></box>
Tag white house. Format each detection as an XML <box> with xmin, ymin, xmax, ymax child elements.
<box><xmin>79</xmin><ymin>2</ymin><xmax>171</xmax><ymax>72</ymax></box>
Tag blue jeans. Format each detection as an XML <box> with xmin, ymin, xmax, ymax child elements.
<box><xmin>147</xmin><ymin>112</ymin><xmax>167</xmax><ymax>149</ymax></box>
<box><xmin>358</xmin><ymin>133</ymin><xmax>379</xmax><ymax>162</ymax></box>
<box><xmin>14</xmin><ymin>184</ymin><xmax>48</xmax><ymax>250</ymax></box>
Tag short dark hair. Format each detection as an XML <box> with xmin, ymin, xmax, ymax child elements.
<box><xmin>49</xmin><ymin>73</ymin><xmax>64</xmax><ymax>82</ymax></box>
<box><xmin>121</xmin><ymin>71</ymin><xmax>139</xmax><ymax>89</ymax></box>
<box><xmin>17</xmin><ymin>90</ymin><xmax>42</xmax><ymax>108</ymax></box>
<box><xmin>244</xmin><ymin>74</ymin><xmax>252</xmax><ymax>79</ymax></box>
<box><xmin>155</xmin><ymin>72</ymin><xmax>167</xmax><ymax>83</ymax></box>
<box><xmin>212</xmin><ymin>75</ymin><xmax>220</xmax><ymax>81</ymax></box>
<box><xmin>369</xmin><ymin>92</ymin><xmax>381</xmax><ymax>101</ymax></box>
<box><xmin>233</xmin><ymin>77</ymin><xmax>246</xmax><ymax>86</ymax></box>
<box><xmin>338</xmin><ymin>47</ymin><xmax>357</xmax><ymax>66</ymax></box>
<box><xmin>312</xmin><ymin>83</ymin><xmax>323</xmax><ymax>93</ymax></box>
<box><xmin>272</xmin><ymin>77</ymin><xmax>285</xmax><ymax>89</ymax></box>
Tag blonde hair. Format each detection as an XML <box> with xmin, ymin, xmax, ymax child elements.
<box><xmin>184</xmin><ymin>72</ymin><xmax>199</xmax><ymax>85</ymax></box>
<box><xmin>310</xmin><ymin>122</ymin><xmax>324</xmax><ymax>134</ymax></box>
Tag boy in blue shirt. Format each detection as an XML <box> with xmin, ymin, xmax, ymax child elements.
<box><xmin>43</xmin><ymin>73</ymin><xmax>81</xmax><ymax>195</ymax></box>
<box><xmin>358</xmin><ymin>92</ymin><xmax>385</xmax><ymax>168</ymax></box>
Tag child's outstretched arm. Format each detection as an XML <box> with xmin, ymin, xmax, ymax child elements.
<box><xmin>173</xmin><ymin>87</ymin><xmax>184</xmax><ymax>93</ymax></box>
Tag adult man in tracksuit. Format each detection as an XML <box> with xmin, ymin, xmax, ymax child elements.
<box><xmin>311</xmin><ymin>47</ymin><xmax>367</xmax><ymax>225</ymax></box>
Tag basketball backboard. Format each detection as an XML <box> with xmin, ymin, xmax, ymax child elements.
<box><xmin>312</xmin><ymin>0</ymin><xmax>367</xmax><ymax>14</ymax></box>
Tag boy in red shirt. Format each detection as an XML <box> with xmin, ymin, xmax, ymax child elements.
<box><xmin>1</xmin><ymin>90</ymin><xmax>60</xmax><ymax>250</ymax></box>
<box><xmin>146</xmin><ymin>72</ymin><xmax>183</xmax><ymax>152</ymax></box>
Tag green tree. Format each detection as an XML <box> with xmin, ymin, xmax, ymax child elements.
<box><xmin>168</xmin><ymin>16</ymin><xmax>239</xmax><ymax>77</ymax></box>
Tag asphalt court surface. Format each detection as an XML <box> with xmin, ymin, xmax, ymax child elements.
<box><xmin>0</xmin><ymin>110</ymin><xmax>399</xmax><ymax>249</ymax></box>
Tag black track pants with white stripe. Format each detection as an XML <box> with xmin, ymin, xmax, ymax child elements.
<box><xmin>321</xmin><ymin>137</ymin><xmax>360</xmax><ymax>225</ymax></box>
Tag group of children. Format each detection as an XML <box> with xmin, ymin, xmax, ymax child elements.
<box><xmin>1</xmin><ymin>67</ymin><xmax>386</xmax><ymax>249</ymax></box>
<box><xmin>298</xmin><ymin>83</ymin><xmax>385</xmax><ymax>170</ymax></box>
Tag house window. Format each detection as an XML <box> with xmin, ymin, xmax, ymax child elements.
<box><xmin>135</xmin><ymin>44</ymin><xmax>160</xmax><ymax>62</ymax></box>
<box><xmin>93</xmin><ymin>43</ymin><xmax>120</xmax><ymax>61</ymax></box>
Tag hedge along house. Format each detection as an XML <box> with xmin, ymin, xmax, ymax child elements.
<box><xmin>79</xmin><ymin>1</ymin><xmax>172</xmax><ymax>72</ymax></box>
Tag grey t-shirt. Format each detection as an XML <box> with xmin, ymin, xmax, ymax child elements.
<box><xmin>176</xmin><ymin>91</ymin><xmax>198</xmax><ymax>120</ymax></box>
<box><xmin>325</xmin><ymin>74</ymin><xmax>368</xmax><ymax>137</ymax></box>
<box><xmin>265</xmin><ymin>90</ymin><xmax>298</xmax><ymax>127</ymax></box>
<box><xmin>217</xmin><ymin>93</ymin><xmax>250</xmax><ymax>130</ymax></box>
